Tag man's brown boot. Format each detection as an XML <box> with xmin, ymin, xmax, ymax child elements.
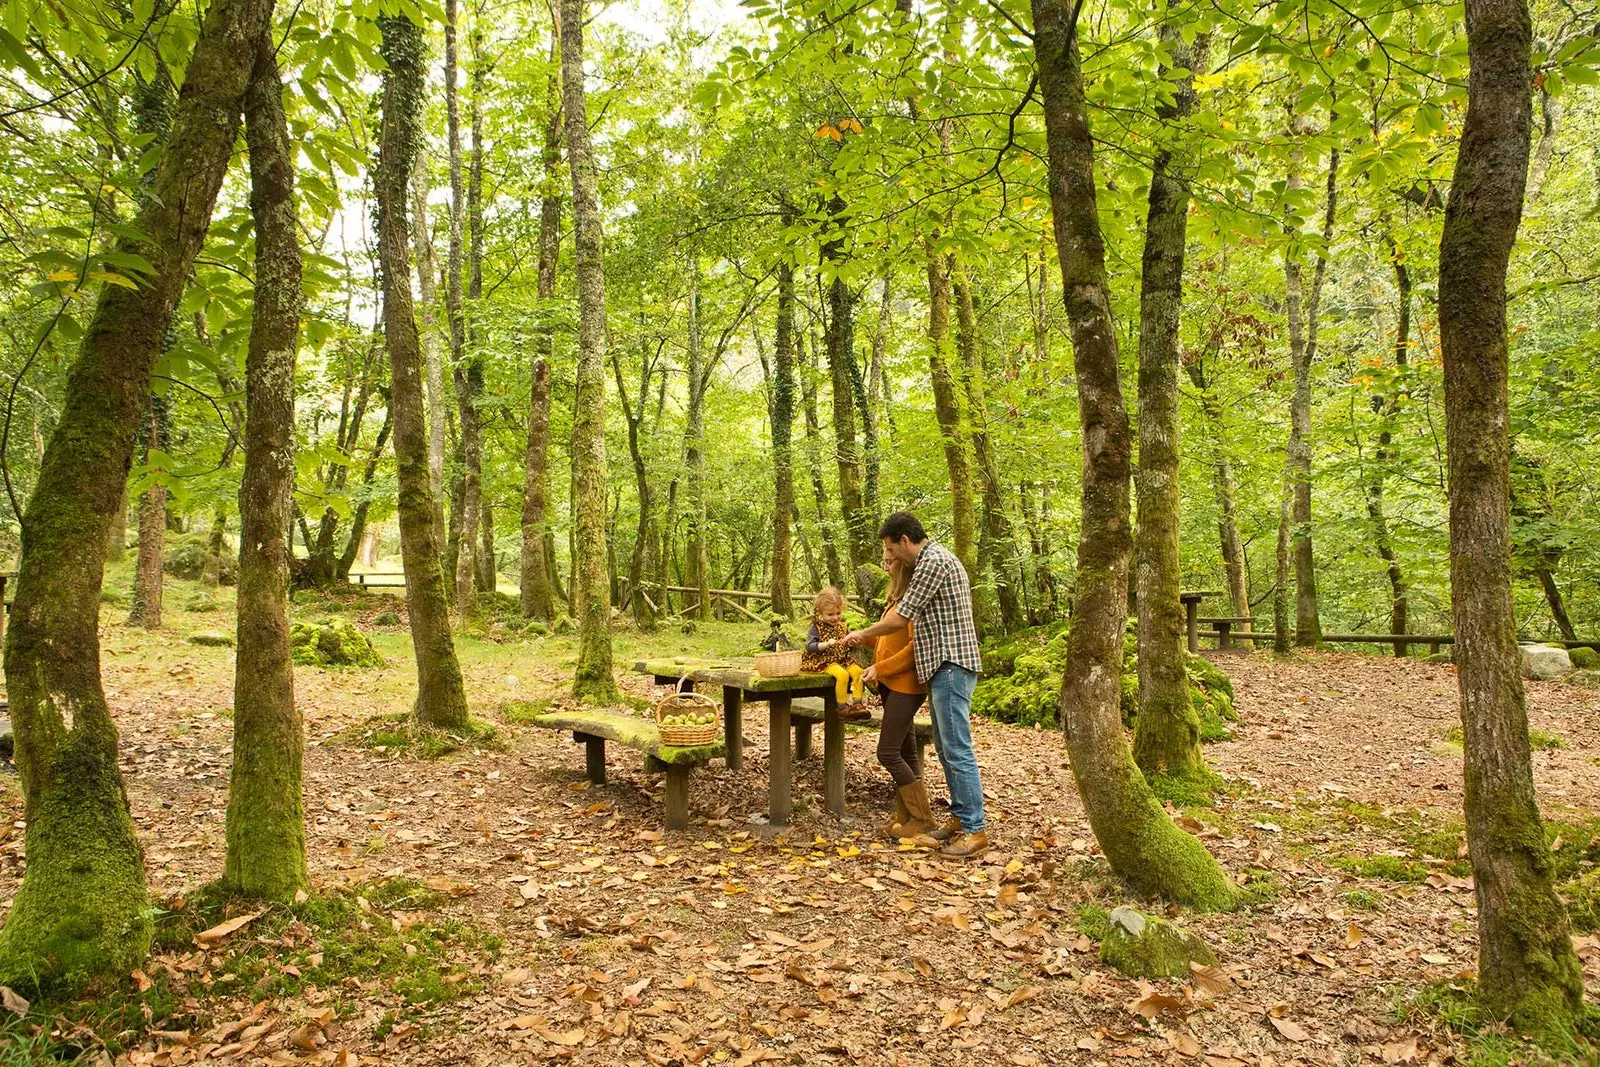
<box><xmin>913</xmin><ymin>816</ymin><xmax>962</xmax><ymax>848</ymax></box>
<box><xmin>881</xmin><ymin>791</ymin><xmax>910</xmax><ymax>839</ymax></box>
<box><xmin>892</xmin><ymin>780</ymin><xmax>938</xmax><ymax>840</ymax></box>
<box><xmin>939</xmin><ymin>830</ymin><xmax>989</xmax><ymax>860</ymax></box>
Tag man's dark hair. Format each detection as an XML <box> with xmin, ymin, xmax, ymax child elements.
<box><xmin>878</xmin><ymin>511</ymin><xmax>927</xmax><ymax>543</ymax></box>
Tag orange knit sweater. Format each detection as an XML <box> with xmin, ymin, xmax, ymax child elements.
<box><xmin>873</xmin><ymin>620</ymin><xmax>924</xmax><ymax>695</ymax></box>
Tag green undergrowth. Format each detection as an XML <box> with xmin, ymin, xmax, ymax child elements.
<box><xmin>1400</xmin><ymin>980</ymin><xmax>1600</xmax><ymax>1065</ymax></box>
<box><xmin>501</xmin><ymin>697</ymin><xmax>554</xmax><ymax>724</ymax></box>
<box><xmin>332</xmin><ymin>711</ymin><xmax>502</xmax><ymax>757</ymax></box>
<box><xmin>0</xmin><ymin>878</ymin><xmax>498</xmax><ymax>1063</ymax></box>
<box><xmin>290</xmin><ymin>619</ymin><xmax>385</xmax><ymax>669</ymax></box>
<box><xmin>972</xmin><ymin>622</ymin><xmax>1237</xmax><ymax>739</ymax></box>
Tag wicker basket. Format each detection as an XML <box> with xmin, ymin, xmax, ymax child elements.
<box><xmin>753</xmin><ymin>649</ymin><xmax>802</xmax><ymax>677</ymax></box>
<box><xmin>654</xmin><ymin>688</ymin><xmax>721</xmax><ymax>746</ymax></box>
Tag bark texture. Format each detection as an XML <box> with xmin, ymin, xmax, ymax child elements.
<box><xmin>224</xmin><ymin>34</ymin><xmax>307</xmax><ymax>902</ymax></box>
<box><xmin>0</xmin><ymin>0</ymin><xmax>274</xmax><ymax>990</ymax></box>
<box><xmin>520</xmin><ymin>27</ymin><xmax>562</xmax><ymax>620</ymax></box>
<box><xmin>925</xmin><ymin>244</ymin><xmax>977</xmax><ymax>575</ymax></box>
<box><xmin>127</xmin><ymin>398</ymin><xmax>168</xmax><ymax>629</ymax></box>
<box><xmin>1438</xmin><ymin>0</ymin><xmax>1584</xmax><ymax>1032</ymax></box>
<box><xmin>377</xmin><ymin>12</ymin><xmax>471</xmax><ymax>731</ymax></box>
<box><xmin>1032</xmin><ymin>0</ymin><xmax>1232</xmax><ymax>909</ymax></box>
<box><xmin>410</xmin><ymin>152</ymin><xmax>447</xmax><ymax>546</ymax></box>
<box><xmin>561</xmin><ymin>0</ymin><xmax>618</xmax><ymax>702</ymax></box>
<box><xmin>683</xmin><ymin>276</ymin><xmax>712</xmax><ymax>621</ymax></box>
<box><xmin>1133</xmin><ymin>27</ymin><xmax>1207</xmax><ymax>780</ymax></box>
<box><xmin>769</xmin><ymin>251</ymin><xmax>797</xmax><ymax>620</ymax></box>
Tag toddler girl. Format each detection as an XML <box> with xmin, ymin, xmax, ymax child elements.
<box><xmin>801</xmin><ymin>587</ymin><xmax>865</xmax><ymax>706</ymax></box>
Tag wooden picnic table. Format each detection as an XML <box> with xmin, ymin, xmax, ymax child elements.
<box><xmin>1179</xmin><ymin>590</ymin><xmax>1220</xmax><ymax>653</ymax></box>
<box><xmin>635</xmin><ymin>657</ymin><xmax>847</xmax><ymax>827</ymax></box>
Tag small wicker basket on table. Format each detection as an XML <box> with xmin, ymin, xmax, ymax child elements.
<box><xmin>753</xmin><ymin>649</ymin><xmax>801</xmax><ymax>678</ymax></box>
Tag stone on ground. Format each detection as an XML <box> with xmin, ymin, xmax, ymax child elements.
<box><xmin>189</xmin><ymin>630</ymin><xmax>235</xmax><ymax>648</ymax></box>
<box><xmin>1100</xmin><ymin>906</ymin><xmax>1217</xmax><ymax>979</ymax></box>
<box><xmin>1569</xmin><ymin>646</ymin><xmax>1599</xmax><ymax>671</ymax></box>
<box><xmin>1519</xmin><ymin>643</ymin><xmax>1573</xmax><ymax>681</ymax></box>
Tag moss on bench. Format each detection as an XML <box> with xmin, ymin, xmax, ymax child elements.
<box><xmin>515</xmin><ymin>705</ymin><xmax>724</xmax><ymax>765</ymax></box>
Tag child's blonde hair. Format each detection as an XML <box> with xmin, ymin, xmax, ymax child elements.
<box><xmin>812</xmin><ymin>587</ymin><xmax>845</xmax><ymax>617</ymax></box>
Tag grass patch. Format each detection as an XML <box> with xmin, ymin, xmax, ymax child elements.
<box><xmin>501</xmin><ymin>697</ymin><xmax>553</xmax><ymax>725</ymax></box>
<box><xmin>333</xmin><ymin>711</ymin><xmax>502</xmax><ymax>758</ymax></box>
<box><xmin>1076</xmin><ymin>904</ymin><xmax>1113</xmax><ymax>942</ymax></box>
<box><xmin>1149</xmin><ymin>770</ymin><xmax>1226</xmax><ymax>808</ymax></box>
<box><xmin>1442</xmin><ymin>724</ymin><xmax>1564</xmax><ymax>751</ymax></box>
<box><xmin>1400</xmin><ymin>980</ymin><xmax>1599</xmax><ymax>1065</ymax></box>
<box><xmin>1339</xmin><ymin>888</ymin><xmax>1385</xmax><ymax>911</ymax></box>
<box><xmin>1333</xmin><ymin>852</ymin><xmax>1431</xmax><ymax>883</ymax></box>
<box><xmin>1234</xmin><ymin>868</ymin><xmax>1287</xmax><ymax>907</ymax></box>
<box><xmin>0</xmin><ymin>878</ymin><xmax>496</xmax><ymax>1064</ymax></box>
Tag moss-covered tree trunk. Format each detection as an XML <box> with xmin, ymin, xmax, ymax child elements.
<box><xmin>1133</xmin><ymin>26</ymin><xmax>1207</xmax><ymax>781</ymax></box>
<box><xmin>1366</xmin><ymin>237</ymin><xmax>1410</xmax><ymax>653</ymax></box>
<box><xmin>465</xmin><ymin>39</ymin><xmax>492</xmax><ymax>599</ymax></box>
<box><xmin>1183</xmin><ymin>358</ymin><xmax>1251</xmax><ymax>625</ymax></box>
<box><xmin>409</xmin><ymin>152</ymin><xmax>448</xmax><ymax>547</ymax></box>
<box><xmin>683</xmin><ymin>274</ymin><xmax>712</xmax><ymax>621</ymax></box>
<box><xmin>769</xmin><ymin>250</ymin><xmax>797</xmax><ymax>620</ymax></box>
<box><xmin>925</xmin><ymin>244</ymin><xmax>977</xmax><ymax>576</ymax></box>
<box><xmin>378</xmin><ymin>11</ymin><xmax>471</xmax><ymax>731</ymax></box>
<box><xmin>1438</xmin><ymin>0</ymin><xmax>1584</xmax><ymax>1032</ymax></box>
<box><xmin>955</xmin><ymin>266</ymin><xmax>1022</xmax><ymax>634</ymax></box>
<box><xmin>824</xmin><ymin>206</ymin><xmax>869</xmax><ymax>574</ymax></box>
<box><xmin>614</xmin><ymin>341</ymin><xmax>658</xmax><ymax>629</ymax></box>
<box><xmin>801</xmin><ymin>334</ymin><xmax>846</xmax><ymax>591</ymax></box>
<box><xmin>0</xmin><ymin>0</ymin><xmax>274</xmax><ymax>991</ymax></box>
<box><xmin>520</xmin><ymin>27</ymin><xmax>561</xmax><ymax>621</ymax></box>
<box><xmin>562</xmin><ymin>0</ymin><xmax>617</xmax><ymax>703</ymax></box>
<box><xmin>1032</xmin><ymin>0</ymin><xmax>1232</xmax><ymax>910</ymax></box>
<box><xmin>444</xmin><ymin>0</ymin><xmax>482</xmax><ymax>611</ymax></box>
<box><xmin>224</xmin><ymin>33</ymin><xmax>307</xmax><ymax>902</ymax></box>
<box><xmin>863</xmin><ymin>270</ymin><xmax>891</xmax><ymax>516</ymax></box>
<box><xmin>127</xmin><ymin>400</ymin><xmax>168</xmax><ymax>629</ymax></box>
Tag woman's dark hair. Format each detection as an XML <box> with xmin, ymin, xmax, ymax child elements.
<box><xmin>878</xmin><ymin>511</ymin><xmax>927</xmax><ymax>543</ymax></box>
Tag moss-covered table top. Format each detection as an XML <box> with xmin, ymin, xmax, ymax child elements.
<box><xmin>633</xmin><ymin>657</ymin><xmax>836</xmax><ymax>695</ymax></box>
<box><xmin>527</xmin><ymin>708</ymin><xmax>724</xmax><ymax>766</ymax></box>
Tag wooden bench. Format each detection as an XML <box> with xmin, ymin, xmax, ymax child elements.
<box><xmin>524</xmin><ymin>708</ymin><xmax>723</xmax><ymax>830</ymax></box>
<box><xmin>1180</xmin><ymin>590</ymin><xmax>1220</xmax><ymax>653</ymax></box>
<box><xmin>1198</xmin><ymin>616</ymin><xmax>1256</xmax><ymax>651</ymax></box>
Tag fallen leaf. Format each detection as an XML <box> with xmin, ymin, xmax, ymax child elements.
<box><xmin>0</xmin><ymin>987</ymin><xmax>28</xmax><ymax>1015</ymax></box>
<box><xmin>1128</xmin><ymin>987</ymin><xmax>1185</xmax><ymax>1019</ymax></box>
<box><xmin>1189</xmin><ymin>962</ymin><xmax>1233</xmax><ymax>995</ymax></box>
<box><xmin>938</xmin><ymin>1005</ymin><xmax>968</xmax><ymax>1031</ymax></box>
<box><xmin>195</xmin><ymin>909</ymin><xmax>265</xmax><ymax>947</ymax></box>
<box><xmin>1004</xmin><ymin>985</ymin><xmax>1039</xmax><ymax>1010</ymax></box>
<box><xmin>996</xmin><ymin>884</ymin><xmax>1018</xmax><ymax>908</ymax></box>
<box><xmin>1268</xmin><ymin>1016</ymin><xmax>1309</xmax><ymax>1042</ymax></box>
<box><xmin>1382</xmin><ymin>1034</ymin><xmax>1422</xmax><ymax>1063</ymax></box>
<box><xmin>1165</xmin><ymin>1029</ymin><xmax>1202</xmax><ymax>1057</ymax></box>
<box><xmin>132</xmin><ymin>969</ymin><xmax>152</xmax><ymax>993</ymax></box>
<box><xmin>1345</xmin><ymin>923</ymin><xmax>1364</xmax><ymax>948</ymax></box>
<box><xmin>538</xmin><ymin>1026</ymin><xmax>587</xmax><ymax>1046</ymax></box>
<box><xmin>1421</xmin><ymin>953</ymin><xmax>1450</xmax><ymax>965</ymax></box>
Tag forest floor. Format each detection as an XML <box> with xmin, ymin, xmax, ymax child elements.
<box><xmin>3</xmin><ymin>575</ymin><xmax>1599</xmax><ymax>1067</ymax></box>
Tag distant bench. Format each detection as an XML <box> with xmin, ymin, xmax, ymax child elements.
<box><xmin>349</xmin><ymin>572</ymin><xmax>406</xmax><ymax>590</ymax></box>
<box><xmin>523</xmin><ymin>708</ymin><xmax>723</xmax><ymax>830</ymax></box>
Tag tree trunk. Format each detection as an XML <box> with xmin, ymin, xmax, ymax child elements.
<box><xmin>1133</xmin><ymin>26</ymin><xmax>1207</xmax><ymax>780</ymax></box>
<box><xmin>769</xmin><ymin>249</ymin><xmax>797</xmax><ymax>619</ymax></box>
<box><xmin>824</xmin><ymin>213</ymin><xmax>869</xmax><ymax>573</ymax></box>
<box><xmin>0</xmin><ymin>0</ymin><xmax>274</xmax><ymax>991</ymax></box>
<box><xmin>106</xmin><ymin>486</ymin><xmax>129</xmax><ymax>561</ymax></box>
<box><xmin>336</xmin><ymin>409</ymin><xmax>393</xmax><ymax>581</ymax></box>
<box><xmin>801</xmin><ymin>334</ymin><xmax>846</xmax><ymax>591</ymax></box>
<box><xmin>1439</xmin><ymin>0</ymin><xmax>1584</xmax><ymax>1032</ymax></box>
<box><xmin>863</xmin><ymin>270</ymin><xmax>889</xmax><ymax>518</ymax></box>
<box><xmin>925</xmin><ymin>244</ymin><xmax>978</xmax><ymax>577</ymax></box>
<box><xmin>614</xmin><ymin>340</ymin><xmax>657</xmax><ymax>629</ymax></box>
<box><xmin>378</xmin><ymin>11</ymin><xmax>471</xmax><ymax>731</ymax></box>
<box><xmin>127</xmin><ymin>398</ymin><xmax>168</xmax><ymax>629</ymax></box>
<box><xmin>683</xmin><ymin>273</ymin><xmax>711</xmax><ymax>621</ymax></box>
<box><xmin>202</xmin><ymin>508</ymin><xmax>226</xmax><ymax>587</ymax></box>
<box><xmin>1183</xmin><ymin>358</ymin><xmax>1250</xmax><ymax>623</ymax></box>
<box><xmin>445</xmin><ymin>0</ymin><xmax>481</xmax><ymax>611</ymax></box>
<box><xmin>1366</xmin><ymin>235</ymin><xmax>1411</xmax><ymax>653</ymax></box>
<box><xmin>410</xmin><ymin>153</ymin><xmax>447</xmax><ymax>546</ymax></box>
<box><xmin>955</xmin><ymin>266</ymin><xmax>1022</xmax><ymax>633</ymax></box>
<box><xmin>561</xmin><ymin>0</ymin><xmax>617</xmax><ymax>702</ymax></box>
<box><xmin>1282</xmin><ymin>132</ymin><xmax>1337</xmax><ymax>647</ymax></box>
<box><xmin>1032</xmin><ymin>0</ymin><xmax>1232</xmax><ymax>909</ymax></box>
<box><xmin>224</xmin><ymin>34</ymin><xmax>307</xmax><ymax>902</ymax></box>
<box><xmin>520</xmin><ymin>34</ymin><xmax>561</xmax><ymax>620</ymax></box>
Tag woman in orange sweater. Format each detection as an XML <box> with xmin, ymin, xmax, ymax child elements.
<box><xmin>863</xmin><ymin>549</ymin><xmax>937</xmax><ymax>839</ymax></box>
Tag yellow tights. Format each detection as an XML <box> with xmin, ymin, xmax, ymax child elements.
<box><xmin>824</xmin><ymin>662</ymin><xmax>865</xmax><ymax>705</ymax></box>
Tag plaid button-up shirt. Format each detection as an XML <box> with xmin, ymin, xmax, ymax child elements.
<box><xmin>897</xmin><ymin>541</ymin><xmax>982</xmax><ymax>684</ymax></box>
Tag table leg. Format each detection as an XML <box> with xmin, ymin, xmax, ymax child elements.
<box><xmin>823</xmin><ymin>696</ymin><xmax>845</xmax><ymax>817</ymax></box>
<box><xmin>664</xmin><ymin>764</ymin><xmax>690</xmax><ymax>830</ymax></box>
<box><xmin>1218</xmin><ymin>622</ymin><xmax>1232</xmax><ymax>651</ymax></box>
<box><xmin>723</xmin><ymin>687</ymin><xmax>743</xmax><ymax>771</ymax></box>
<box><xmin>769</xmin><ymin>694</ymin><xmax>792</xmax><ymax>827</ymax></box>
<box><xmin>578</xmin><ymin>733</ymin><xmax>606</xmax><ymax>785</ymax></box>
<box><xmin>794</xmin><ymin>720</ymin><xmax>813</xmax><ymax>760</ymax></box>
<box><xmin>1185</xmin><ymin>599</ymin><xmax>1198</xmax><ymax>653</ymax></box>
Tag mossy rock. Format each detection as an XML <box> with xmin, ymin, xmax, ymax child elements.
<box><xmin>163</xmin><ymin>532</ymin><xmax>238</xmax><ymax>585</ymax></box>
<box><xmin>100</xmin><ymin>587</ymin><xmax>129</xmax><ymax>607</ymax></box>
<box><xmin>290</xmin><ymin>620</ymin><xmax>384</xmax><ymax>669</ymax></box>
<box><xmin>1560</xmin><ymin>869</ymin><xmax>1600</xmax><ymax>932</ymax></box>
<box><xmin>1569</xmin><ymin>647</ymin><xmax>1600</xmax><ymax>671</ymax></box>
<box><xmin>189</xmin><ymin>630</ymin><xmax>235</xmax><ymax>648</ymax></box>
<box><xmin>1099</xmin><ymin>906</ymin><xmax>1217</xmax><ymax>979</ymax></box>
<box><xmin>373</xmin><ymin>611</ymin><xmax>401</xmax><ymax>627</ymax></box>
<box><xmin>552</xmin><ymin>615</ymin><xmax>578</xmax><ymax>635</ymax></box>
<box><xmin>185</xmin><ymin>593</ymin><xmax>221</xmax><ymax>613</ymax></box>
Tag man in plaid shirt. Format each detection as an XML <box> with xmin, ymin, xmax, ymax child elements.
<box><xmin>846</xmin><ymin>511</ymin><xmax>987</xmax><ymax>859</ymax></box>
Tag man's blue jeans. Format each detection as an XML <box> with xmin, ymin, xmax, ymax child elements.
<box><xmin>927</xmin><ymin>663</ymin><xmax>984</xmax><ymax>833</ymax></box>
